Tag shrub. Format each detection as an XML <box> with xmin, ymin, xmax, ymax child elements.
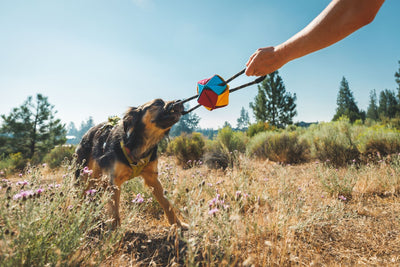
<box><xmin>166</xmin><ymin>133</ymin><xmax>205</xmax><ymax>168</ymax></box>
<box><xmin>42</xmin><ymin>145</ymin><xmax>76</xmax><ymax>169</ymax></box>
<box><xmin>247</xmin><ymin>121</ymin><xmax>275</xmax><ymax>137</ymax></box>
<box><xmin>356</xmin><ymin>126</ymin><xmax>400</xmax><ymax>159</ymax></box>
<box><xmin>246</xmin><ymin>131</ymin><xmax>310</xmax><ymax>164</ymax></box>
<box><xmin>216</xmin><ymin>125</ymin><xmax>248</xmax><ymax>153</ymax></box>
<box><xmin>311</xmin><ymin>121</ymin><xmax>360</xmax><ymax>167</ymax></box>
<box><xmin>0</xmin><ymin>152</ymin><xmax>28</xmax><ymax>173</ymax></box>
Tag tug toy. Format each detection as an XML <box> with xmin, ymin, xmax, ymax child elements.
<box><xmin>176</xmin><ymin>68</ymin><xmax>266</xmax><ymax>115</ymax></box>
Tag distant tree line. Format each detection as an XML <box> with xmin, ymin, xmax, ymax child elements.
<box><xmin>66</xmin><ymin>117</ymin><xmax>95</xmax><ymax>145</ymax></box>
<box><xmin>333</xmin><ymin>61</ymin><xmax>400</xmax><ymax>124</ymax></box>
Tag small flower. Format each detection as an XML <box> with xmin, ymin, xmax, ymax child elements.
<box><xmin>16</xmin><ymin>180</ymin><xmax>28</xmax><ymax>186</ymax></box>
<box><xmin>0</xmin><ymin>171</ymin><xmax>4</xmax><ymax>175</ymax></box>
<box><xmin>42</xmin><ymin>163</ymin><xmax>47</xmax><ymax>168</ymax></box>
<box><xmin>19</xmin><ymin>173</ymin><xmax>23</xmax><ymax>177</ymax></box>
<box><xmin>338</xmin><ymin>195</ymin><xmax>347</xmax><ymax>201</ymax></box>
<box><xmin>13</xmin><ymin>190</ymin><xmax>34</xmax><ymax>200</ymax></box>
<box><xmin>85</xmin><ymin>189</ymin><xmax>97</xmax><ymax>195</ymax></box>
<box><xmin>208</xmin><ymin>208</ymin><xmax>219</xmax><ymax>215</ymax></box>
<box><xmin>36</xmin><ymin>188</ymin><xmax>44</xmax><ymax>194</ymax></box>
<box><xmin>67</xmin><ymin>205</ymin><xmax>74</xmax><ymax>210</ymax></box>
<box><xmin>83</xmin><ymin>167</ymin><xmax>93</xmax><ymax>176</ymax></box>
<box><xmin>132</xmin><ymin>193</ymin><xmax>144</xmax><ymax>204</ymax></box>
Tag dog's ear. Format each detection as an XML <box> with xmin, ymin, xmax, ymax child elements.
<box><xmin>123</xmin><ymin>107</ymin><xmax>141</xmax><ymax>136</ymax></box>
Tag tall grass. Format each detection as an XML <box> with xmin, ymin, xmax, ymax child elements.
<box><xmin>0</xmin><ymin>160</ymin><xmax>124</xmax><ymax>266</ymax></box>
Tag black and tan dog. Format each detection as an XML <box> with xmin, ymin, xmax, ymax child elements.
<box><xmin>75</xmin><ymin>99</ymin><xmax>187</xmax><ymax>228</ymax></box>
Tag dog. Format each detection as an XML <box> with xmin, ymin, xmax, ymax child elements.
<box><xmin>75</xmin><ymin>98</ymin><xmax>187</xmax><ymax>229</ymax></box>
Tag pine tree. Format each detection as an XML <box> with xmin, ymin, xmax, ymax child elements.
<box><xmin>249</xmin><ymin>71</ymin><xmax>297</xmax><ymax>128</ymax></box>
<box><xmin>236</xmin><ymin>107</ymin><xmax>250</xmax><ymax>130</ymax></box>
<box><xmin>378</xmin><ymin>89</ymin><xmax>398</xmax><ymax>119</ymax></box>
<box><xmin>366</xmin><ymin>89</ymin><xmax>379</xmax><ymax>121</ymax></box>
<box><xmin>0</xmin><ymin>94</ymin><xmax>66</xmax><ymax>160</ymax></box>
<box><xmin>395</xmin><ymin>60</ymin><xmax>400</xmax><ymax>113</ymax></box>
<box><xmin>332</xmin><ymin>77</ymin><xmax>362</xmax><ymax>123</ymax></box>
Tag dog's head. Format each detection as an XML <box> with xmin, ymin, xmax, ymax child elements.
<box><xmin>122</xmin><ymin>99</ymin><xmax>183</xmax><ymax>148</ymax></box>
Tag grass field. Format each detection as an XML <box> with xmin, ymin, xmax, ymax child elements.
<box><xmin>1</xmin><ymin>154</ymin><xmax>400</xmax><ymax>266</ymax></box>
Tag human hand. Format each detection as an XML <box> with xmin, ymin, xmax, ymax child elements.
<box><xmin>245</xmin><ymin>46</ymin><xmax>288</xmax><ymax>76</ymax></box>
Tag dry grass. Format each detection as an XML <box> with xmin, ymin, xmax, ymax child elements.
<box><xmin>1</xmin><ymin>155</ymin><xmax>400</xmax><ymax>266</ymax></box>
<box><xmin>104</xmin><ymin>155</ymin><xmax>400</xmax><ymax>266</ymax></box>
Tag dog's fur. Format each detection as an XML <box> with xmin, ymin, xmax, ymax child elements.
<box><xmin>75</xmin><ymin>99</ymin><xmax>187</xmax><ymax>228</ymax></box>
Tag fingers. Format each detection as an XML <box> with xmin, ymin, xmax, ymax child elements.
<box><xmin>245</xmin><ymin>46</ymin><xmax>282</xmax><ymax>76</ymax></box>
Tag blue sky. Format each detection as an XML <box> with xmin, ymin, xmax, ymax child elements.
<box><xmin>0</xmin><ymin>0</ymin><xmax>399</xmax><ymax>129</ymax></box>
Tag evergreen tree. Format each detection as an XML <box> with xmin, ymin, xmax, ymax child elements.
<box><xmin>236</xmin><ymin>107</ymin><xmax>250</xmax><ymax>130</ymax></box>
<box><xmin>249</xmin><ymin>71</ymin><xmax>297</xmax><ymax>128</ymax></box>
<box><xmin>366</xmin><ymin>89</ymin><xmax>379</xmax><ymax>121</ymax></box>
<box><xmin>395</xmin><ymin>60</ymin><xmax>400</xmax><ymax>112</ymax></box>
<box><xmin>332</xmin><ymin>77</ymin><xmax>362</xmax><ymax>123</ymax></box>
<box><xmin>170</xmin><ymin>104</ymin><xmax>200</xmax><ymax>136</ymax></box>
<box><xmin>222</xmin><ymin>121</ymin><xmax>232</xmax><ymax>129</ymax></box>
<box><xmin>378</xmin><ymin>89</ymin><xmax>398</xmax><ymax>119</ymax></box>
<box><xmin>0</xmin><ymin>94</ymin><xmax>66</xmax><ymax>160</ymax></box>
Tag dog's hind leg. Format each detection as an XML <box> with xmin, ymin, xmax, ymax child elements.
<box><xmin>108</xmin><ymin>185</ymin><xmax>121</xmax><ymax>228</ymax></box>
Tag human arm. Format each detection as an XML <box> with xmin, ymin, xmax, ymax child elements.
<box><xmin>245</xmin><ymin>0</ymin><xmax>385</xmax><ymax>76</ymax></box>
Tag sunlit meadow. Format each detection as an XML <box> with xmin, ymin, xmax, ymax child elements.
<box><xmin>1</xmin><ymin>152</ymin><xmax>400</xmax><ymax>266</ymax></box>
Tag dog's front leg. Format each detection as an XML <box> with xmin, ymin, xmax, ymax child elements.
<box><xmin>141</xmin><ymin>163</ymin><xmax>188</xmax><ymax>229</ymax></box>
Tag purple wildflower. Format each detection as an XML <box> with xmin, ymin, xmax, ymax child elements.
<box><xmin>132</xmin><ymin>193</ymin><xmax>144</xmax><ymax>204</ymax></box>
<box><xmin>85</xmin><ymin>189</ymin><xmax>97</xmax><ymax>195</ymax></box>
<box><xmin>208</xmin><ymin>208</ymin><xmax>219</xmax><ymax>215</ymax></box>
<box><xmin>83</xmin><ymin>167</ymin><xmax>93</xmax><ymax>176</ymax></box>
<box><xmin>13</xmin><ymin>190</ymin><xmax>34</xmax><ymax>200</ymax></box>
<box><xmin>16</xmin><ymin>180</ymin><xmax>28</xmax><ymax>186</ymax></box>
<box><xmin>338</xmin><ymin>195</ymin><xmax>347</xmax><ymax>201</ymax></box>
<box><xmin>36</xmin><ymin>188</ymin><xmax>44</xmax><ymax>194</ymax></box>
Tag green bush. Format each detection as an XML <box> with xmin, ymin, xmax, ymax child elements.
<box><xmin>246</xmin><ymin>131</ymin><xmax>310</xmax><ymax>164</ymax></box>
<box><xmin>216</xmin><ymin>125</ymin><xmax>248</xmax><ymax>153</ymax></box>
<box><xmin>356</xmin><ymin>126</ymin><xmax>400</xmax><ymax>159</ymax></box>
<box><xmin>166</xmin><ymin>133</ymin><xmax>205</xmax><ymax>168</ymax></box>
<box><xmin>42</xmin><ymin>145</ymin><xmax>76</xmax><ymax>169</ymax></box>
<box><xmin>310</xmin><ymin>121</ymin><xmax>360</xmax><ymax>166</ymax></box>
<box><xmin>247</xmin><ymin>121</ymin><xmax>275</xmax><ymax>137</ymax></box>
<box><xmin>0</xmin><ymin>152</ymin><xmax>28</xmax><ymax>173</ymax></box>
